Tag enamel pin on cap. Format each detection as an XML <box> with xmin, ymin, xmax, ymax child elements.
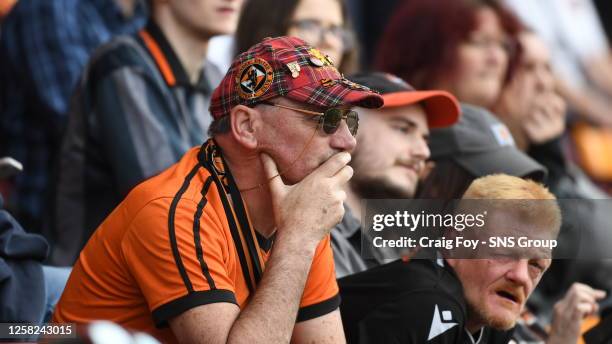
<box><xmin>286</xmin><ymin>61</ymin><xmax>301</xmax><ymax>78</ymax></box>
<box><xmin>308</xmin><ymin>48</ymin><xmax>333</xmax><ymax>67</ymax></box>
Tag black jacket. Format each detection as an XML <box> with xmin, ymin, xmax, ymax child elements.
<box><xmin>0</xmin><ymin>195</ymin><xmax>48</xmax><ymax>321</ymax></box>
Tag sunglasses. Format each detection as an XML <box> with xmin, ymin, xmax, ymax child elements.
<box><xmin>261</xmin><ymin>101</ymin><xmax>359</xmax><ymax>136</ymax></box>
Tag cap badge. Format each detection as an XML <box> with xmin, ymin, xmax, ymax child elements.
<box><xmin>286</xmin><ymin>61</ymin><xmax>301</xmax><ymax>78</ymax></box>
<box><xmin>340</xmin><ymin>78</ymin><xmax>370</xmax><ymax>91</ymax></box>
<box><xmin>321</xmin><ymin>78</ymin><xmax>336</xmax><ymax>87</ymax></box>
<box><xmin>236</xmin><ymin>58</ymin><xmax>274</xmax><ymax>99</ymax></box>
<box><xmin>490</xmin><ymin>123</ymin><xmax>515</xmax><ymax>147</ymax></box>
<box><xmin>308</xmin><ymin>48</ymin><xmax>334</xmax><ymax>67</ymax></box>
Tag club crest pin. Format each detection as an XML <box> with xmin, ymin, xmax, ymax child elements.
<box><xmin>236</xmin><ymin>58</ymin><xmax>274</xmax><ymax>99</ymax></box>
<box><xmin>286</xmin><ymin>62</ymin><xmax>301</xmax><ymax>78</ymax></box>
<box><xmin>308</xmin><ymin>48</ymin><xmax>333</xmax><ymax>67</ymax></box>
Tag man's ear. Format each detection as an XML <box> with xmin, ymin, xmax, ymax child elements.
<box><xmin>229</xmin><ymin>104</ymin><xmax>259</xmax><ymax>149</ymax></box>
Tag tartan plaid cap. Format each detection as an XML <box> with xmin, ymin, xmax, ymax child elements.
<box><xmin>209</xmin><ymin>36</ymin><xmax>384</xmax><ymax>119</ymax></box>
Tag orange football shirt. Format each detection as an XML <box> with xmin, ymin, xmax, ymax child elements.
<box><xmin>53</xmin><ymin>141</ymin><xmax>340</xmax><ymax>343</ymax></box>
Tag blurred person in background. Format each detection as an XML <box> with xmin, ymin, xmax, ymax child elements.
<box><xmin>493</xmin><ymin>31</ymin><xmax>568</xmax><ymax>189</ymax></box>
<box><xmin>52</xmin><ymin>0</ymin><xmax>244</xmax><ymax>265</ymax></box>
<box><xmin>331</xmin><ymin>72</ymin><xmax>460</xmax><ymax>278</ymax></box>
<box><xmin>233</xmin><ymin>0</ymin><xmax>359</xmax><ymax>74</ymax></box>
<box><xmin>0</xmin><ymin>0</ymin><xmax>146</xmax><ymax>239</ymax></box>
<box><xmin>504</xmin><ymin>0</ymin><xmax>612</xmax><ymax>127</ymax></box>
<box><xmin>0</xmin><ymin>157</ymin><xmax>70</xmax><ymax>330</ymax></box>
<box><xmin>375</xmin><ymin>0</ymin><xmax>521</xmax><ymax>110</ymax></box>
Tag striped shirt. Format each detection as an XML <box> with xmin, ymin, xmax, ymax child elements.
<box><xmin>53</xmin><ymin>140</ymin><xmax>340</xmax><ymax>343</ymax></box>
<box><xmin>52</xmin><ymin>20</ymin><xmax>223</xmax><ymax>265</ymax></box>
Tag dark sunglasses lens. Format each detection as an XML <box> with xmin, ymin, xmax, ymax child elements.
<box><xmin>323</xmin><ymin>108</ymin><xmax>343</xmax><ymax>134</ymax></box>
<box><xmin>346</xmin><ymin>111</ymin><xmax>359</xmax><ymax>136</ymax></box>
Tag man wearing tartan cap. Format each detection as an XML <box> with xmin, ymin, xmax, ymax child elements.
<box><xmin>54</xmin><ymin>36</ymin><xmax>382</xmax><ymax>343</ymax></box>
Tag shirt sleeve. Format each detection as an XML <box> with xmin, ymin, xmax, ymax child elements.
<box><xmin>121</xmin><ymin>198</ymin><xmax>237</xmax><ymax>327</ymax></box>
<box><xmin>357</xmin><ymin>290</ymin><xmax>465</xmax><ymax>344</ymax></box>
<box><xmin>93</xmin><ymin>67</ymin><xmax>186</xmax><ymax>196</ymax></box>
<box><xmin>296</xmin><ymin>234</ymin><xmax>341</xmax><ymax>322</ymax></box>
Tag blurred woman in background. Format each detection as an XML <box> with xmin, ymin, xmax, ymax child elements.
<box><xmin>234</xmin><ymin>0</ymin><xmax>359</xmax><ymax>73</ymax></box>
<box><xmin>376</xmin><ymin>0</ymin><xmax>521</xmax><ymax>109</ymax></box>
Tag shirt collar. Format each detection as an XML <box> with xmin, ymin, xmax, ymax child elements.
<box><xmin>139</xmin><ymin>20</ymin><xmax>212</xmax><ymax>91</ymax></box>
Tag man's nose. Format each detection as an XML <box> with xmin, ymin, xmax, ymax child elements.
<box><xmin>411</xmin><ymin>136</ymin><xmax>431</xmax><ymax>162</ymax></box>
<box><xmin>505</xmin><ymin>259</ymin><xmax>531</xmax><ymax>293</ymax></box>
<box><xmin>330</xmin><ymin>121</ymin><xmax>357</xmax><ymax>153</ymax></box>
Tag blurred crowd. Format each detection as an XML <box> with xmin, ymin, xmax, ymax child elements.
<box><xmin>1</xmin><ymin>0</ymin><xmax>612</xmax><ymax>343</ymax></box>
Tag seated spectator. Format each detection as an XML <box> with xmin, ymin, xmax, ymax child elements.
<box><xmin>332</xmin><ymin>72</ymin><xmax>460</xmax><ymax>278</ymax></box>
<box><xmin>0</xmin><ymin>0</ymin><xmax>146</xmax><ymax>238</ymax></box>
<box><xmin>340</xmin><ymin>174</ymin><xmax>562</xmax><ymax>343</ymax></box>
<box><xmin>234</xmin><ymin>0</ymin><xmax>358</xmax><ymax>74</ymax></box>
<box><xmin>504</xmin><ymin>0</ymin><xmax>612</xmax><ymax>127</ymax></box>
<box><xmin>0</xmin><ymin>157</ymin><xmax>70</xmax><ymax>328</ymax></box>
<box><xmin>53</xmin><ymin>0</ymin><xmax>243</xmax><ymax>265</ymax></box>
<box><xmin>493</xmin><ymin>31</ymin><xmax>567</xmax><ymax>186</ymax></box>
<box><xmin>53</xmin><ymin>36</ymin><xmax>383</xmax><ymax>343</ymax></box>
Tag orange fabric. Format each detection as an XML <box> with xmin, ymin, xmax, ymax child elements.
<box><xmin>138</xmin><ymin>30</ymin><xmax>176</xmax><ymax>86</ymax></box>
<box><xmin>572</xmin><ymin>122</ymin><xmax>612</xmax><ymax>181</ymax></box>
<box><xmin>53</xmin><ymin>147</ymin><xmax>339</xmax><ymax>343</ymax></box>
<box><xmin>0</xmin><ymin>0</ymin><xmax>17</xmax><ymax>18</ymax></box>
<box><xmin>578</xmin><ymin>315</ymin><xmax>600</xmax><ymax>344</ymax></box>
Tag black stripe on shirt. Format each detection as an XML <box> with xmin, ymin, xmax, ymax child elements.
<box><xmin>203</xmin><ymin>164</ymin><xmax>256</xmax><ymax>294</ymax></box>
<box><xmin>225</xmin><ymin>170</ymin><xmax>264</xmax><ymax>284</ymax></box>
<box><xmin>168</xmin><ymin>162</ymin><xmax>202</xmax><ymax>293</ymax></box>
<box><xmin>296</xmin><ymin>293</ymin><xmax>342</xmax><ymax>322</ymax></box>
<box><xmin>193</xmin><ymin>176</ymin><xmax>216</xmax><ymax>290</ymax></box>
<box><xmin>198</xmin><ymin>142</ymin><xmax>256</xmax><ymax>293</ymax></box>
<box><xmin>152</xmin><ymin>289</ymin><xmax>237</xmax><ymax>328</ymax></box>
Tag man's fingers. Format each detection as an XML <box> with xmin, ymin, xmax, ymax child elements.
<box><xmin>315</xmin><ymin>152</ymin><xmax>351</xmax><ymax>178</ymax></box>
<box><xmin>593</xmin><ymin>289</ymin><xmax>607</xmax><ymax>300</ymax></box>
<box><xmin>572</xmin><ymin>283</ymin><xmax>606</xmax><ymax>298</ymax></box>
<box><xmin>260</xmin><ymin>153</ymin><xmax>288</xmax><ymax>197</ymax></box>
<box><xmin>332</xmin><ymin>165</ymin><xmax>353</xmax><ymax>185</ymax></box>
<box><xmin>575</xmin><ymin>301</ymin><xmax>598</xmax><ymax>317</ymax></box>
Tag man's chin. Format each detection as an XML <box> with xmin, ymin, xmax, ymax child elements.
<box><xmin>481</xmin><ymin>306</ymin><xmax>519</xmax><ymax>331</ymax></box>
<box><xmin>486</xmin><ymin>314</ymin><xmax>517</xmax><ymax>331</ymax></box>
<box><xmin>468</xmin><ymin>300</ymin><xmax>518</xmax><ymax>331</ymax></box>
